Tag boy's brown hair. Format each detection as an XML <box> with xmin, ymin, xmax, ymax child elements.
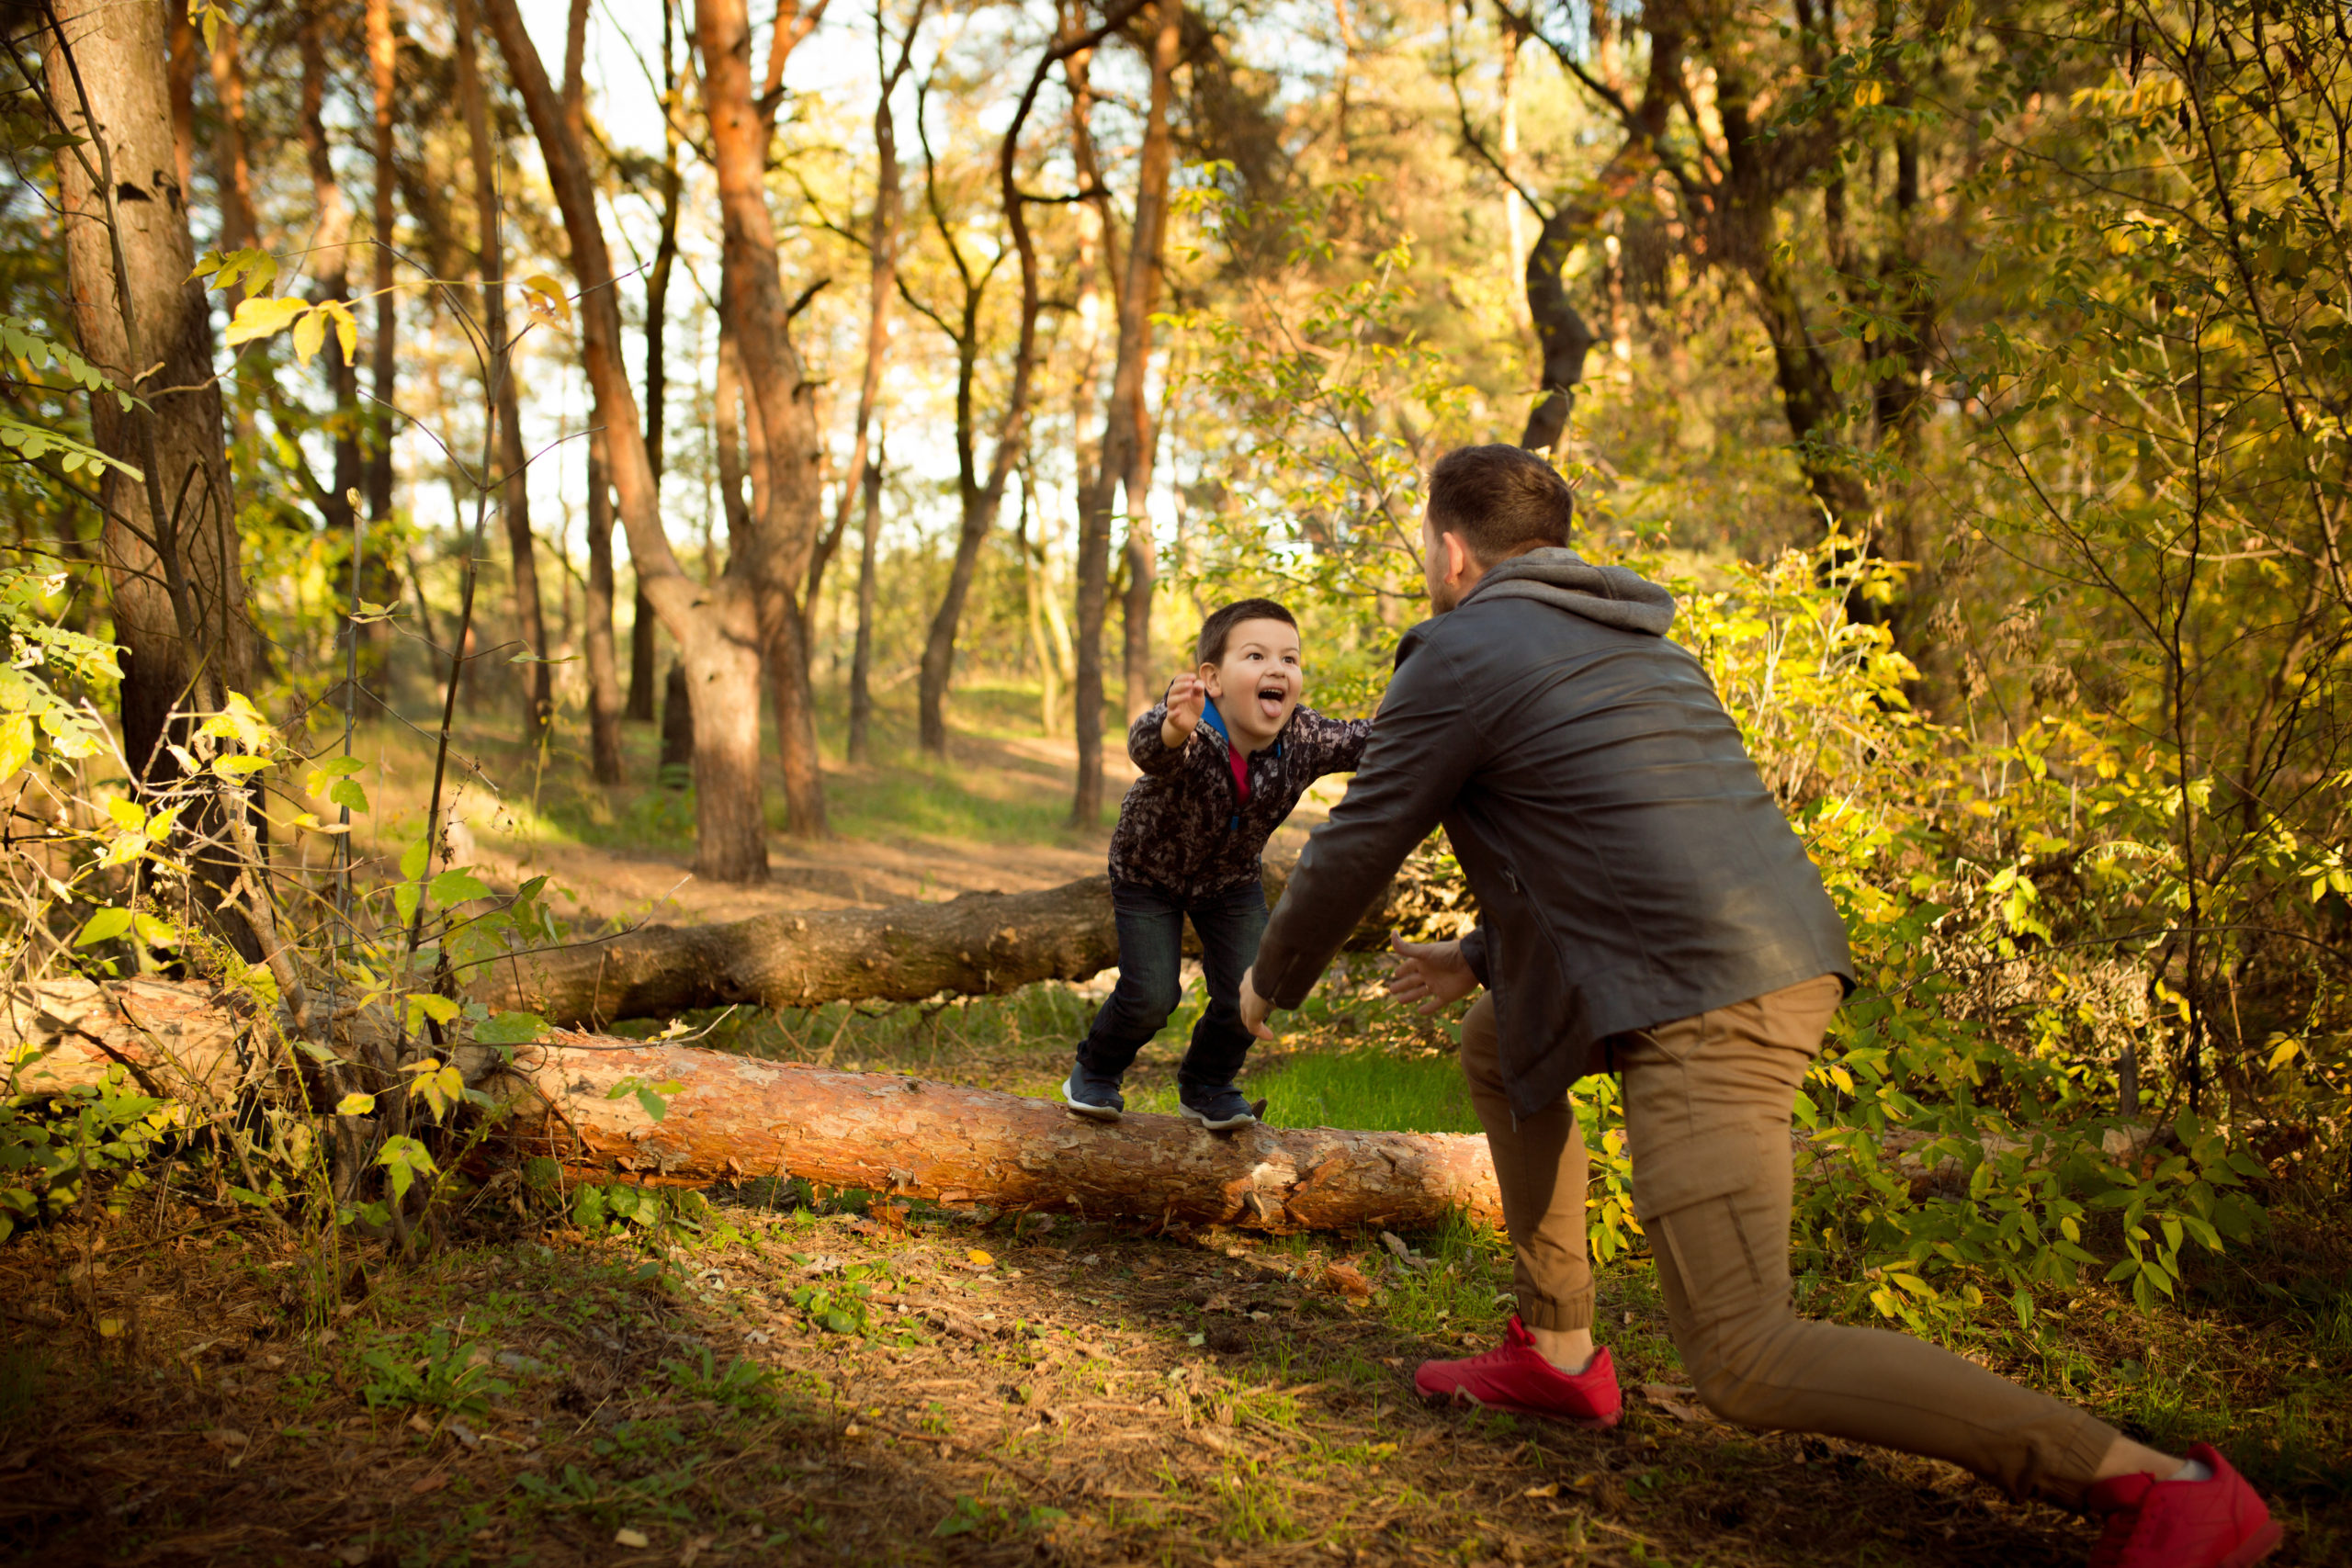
<box><xmin>1196</xmin><ymin>598</ymin><xmax>1297</xmax><ymax>665</ymax></box>
<box><xmin>1428</xmin><ymin>444</ymin><xmax>1576</xmax><ymax>563</ymax></box>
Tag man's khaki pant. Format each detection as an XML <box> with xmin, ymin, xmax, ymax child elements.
<box><xmin>1458</xmin><ymin>976</ymin><xmax>2119</xmax><ymax>1505</ymax></box>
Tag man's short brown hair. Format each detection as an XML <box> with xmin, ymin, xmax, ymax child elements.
<box><xmin>1427</xmin><ymin>444</ymin><xmax>1575</xmax><ymax>563</ymax></box>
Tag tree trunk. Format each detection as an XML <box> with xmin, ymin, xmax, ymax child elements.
<box><xmin>202</xmin><ymin>17</ymin><xmax>255</xmax><ymax>278</ymax></box>
<box><xmin>695</xmin><ymin>0</ymin><xmax>830</xmax><ymax>840</ymax></box>
<box><xmin>487</xmin><ymin>0</ymin><xmax>771</xmax><ymax>883</ymax></box>
<box><xmin>299</xmin><ymin>15</ymin><xmax>361</xmax><ymax>547</ymax></box>
<box><xmin>365</xmin><ymin>0</ymin><xmax>399</xmax><ymax>533</ymax></box>
<box><xmin>827</xmin><ymin>6</ymin><xmax>908</xmax><ymax>736</ymax></box>
<box><xmin>1069</xmin><ymin>0</ymin><xmax>1177</xmax><ymax>818</ymax></box>
<box><xmin>1115</xmin><ymin>0</ymin><xmax>1182</xmax><ymax>722</ymax></box>
<box><xmin>46</xmin><ymin>0</ymin><xmax>259</xmax><ymax>958</ymax></box>
<box><xmin>1069</xmin><ymin>489</ymin><xmax>1112</xmax><ymax>826</ymax></box>
<box><xmin>583</xmin><ymin>429</ymin><xmax>625</xmax><ymax>784</ymax></box>
<box><xmin>630</xmin><ymin>0</ymin><xmax>686</xmax><ymax>726</ymax></box>
<box><xmin>659</xmin><ymin>659</ymin><xmax>695</xmax><ymax>784</ymax></box>
<box><xmin>452</xmin><ymin>0</ymin><xmax>551</xmax><ymax>738</ymax></box>
<box><xmin>164</xmin><ymin>1</ymin><xmax>196</xmax><ymax>194</ymax></box>
<box><xmin>7</xmin><ymin>977</ymin><xmax>1500</xmax><ymax>1236</ymax></box>
<box><xmin>1518</xmin><ymin>204</ymin><xmax>1598</xmax><ymax>454</ymax></box>
<box><xmin>628</xmin><ymin>588</ymin><xmax>659</xmax><ymax>722</ymax></box>
<box><xmin>465</xmin><ymin>858</ymin><xmax>1400</xmax><ymax>1026</ymax></box>
<box><xmin>1019</xmin><ymin>483</ymin><xmax>1065</xmax><ymax>738</ymax></box>
<box><xmin>846</xmin><ymin>452</ymin><xmax>880</xmax><ymax>764</ymax></box>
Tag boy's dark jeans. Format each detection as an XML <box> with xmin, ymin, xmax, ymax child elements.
<box><xmin>1078</xmin><ymin>879</ymin><xmax>1268</xmax><ymax>1089</ymax></box>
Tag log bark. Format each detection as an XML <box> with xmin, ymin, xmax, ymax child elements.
<box><xmin>499</xmin><ymin>1044</ymin><xmax>1499</xmax><ymax>1234</ymax></box>
<box><xmin>5</xmin><ymin>977</ymin><xmax>1499</xmax><ymax>1236</ymax></box>
<box><xmin>466</xmin><ymin>861</ymin><xmax>1400</xmax><ymax>1027</ymax></box>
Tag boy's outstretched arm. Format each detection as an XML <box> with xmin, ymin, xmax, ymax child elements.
<box><xmin>1127</xmin><ymin>674</ymin><xmax>1205</xmax><ymax>774</ymax></box>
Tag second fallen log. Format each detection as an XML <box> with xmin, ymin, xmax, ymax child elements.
<box><xmin>469</xmin><ymin>860</ymin><xmax>1410</xmax><ymax>1027</ymax></box>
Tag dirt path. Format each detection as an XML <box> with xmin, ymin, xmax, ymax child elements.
<box><xmin>0</xmin><ymin>1202</ymin><xmax>2120</xmax><ymax>1568</ymax></box>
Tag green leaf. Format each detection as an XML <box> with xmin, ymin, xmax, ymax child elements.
<box><xmin>430</xmin><ymin>871</ymin><xmax>492</xmax><ymax>905</ymax></box>
<box><xmin>75</xmin><ymin>907</ymin><xmax>131</xmax><ymax>947</ymax></box>
<box><xmin>376</xmin><ymin>1135</ymin><xmax>436</xmax><ymax>1201</ymax></box>
<box><xmin>473</xmin><ymin>1011</ymin><xmax>547</xmax><ymax>1046</ymax></box>
<box><xmin>328</xmin><ymin>778</ymin><xmax>369</xmax><ymax>812</ymax></box>
<box><xmin>636</xmin><ymin>1088</ymin><xmax>669</xmax><ymax>1122</ymax></box>
<box><xmin>400</xmin><ymin>836</ymin><xmax>430</xmax><ymax>882</ymax></box>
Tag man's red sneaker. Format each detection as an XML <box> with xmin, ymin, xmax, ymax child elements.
<box><xmin>1412</xmin><ymin>1315</ymin><xmax>1621</xmax><ymax>1427</ymax></box>
<box><xmin>2086</xmin><ymin>1444</ymin><xmax>2281</xmax><ymax>1568</ymax></box>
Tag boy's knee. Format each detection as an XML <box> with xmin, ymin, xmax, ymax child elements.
<box><xmin>1118</xmin><ymin>974</ymin><xmax>1183</xmax><ymax>1028</ymax></box>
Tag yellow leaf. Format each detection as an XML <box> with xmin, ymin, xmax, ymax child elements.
<box><xmin>98</xmin><ymin>1316</ymin><xmax>125</xmax><ymax>1337</ymax></box>
<box><xmin>522</xmin><ymin>274</ymin><xmax>573</xmax><ymax>323</ymax></box>
<box><xmin>966</xmin><ymin>1249</ymin><xmax>993</xmax><ymax>1268</ymax></box>
<box><xmin>291</xmin><ymin>306</ymin><xmax>326</xmax><ymax>364</ymax></box>
<box><xmin>325</xmin><ymin>300</ymin><xmax>359</xmax><ymax>365</ymax></box>
<box><xmin>222</xmin><ymin>295</ymin><xmax>307</xmax><ymax>348</ymax></box>
<box><xmin>336</xmin><ymin>1092</ymin><xmax>377</xmax><ymax>1116</ymax></box>
<box><xmin>0</xmin><ymin>713</ymin><xmax>32</xmax><ymax>779</ymax></box>
<box><xmin>105</xmin><ymin>796</ymin><xmax>145</xmax><ymax>833</ymax></box>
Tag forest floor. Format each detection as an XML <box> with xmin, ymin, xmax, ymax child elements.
<box><xmin>5</xmin><ymin>693</ymin><xmax>2348</xmax><ymax>1566</ymax></box>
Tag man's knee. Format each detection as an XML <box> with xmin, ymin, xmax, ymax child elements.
<box><xmin>1678</xmin><ymin>1313</ymin><xmax>1799</xmax><ymax>1431</ymax></box>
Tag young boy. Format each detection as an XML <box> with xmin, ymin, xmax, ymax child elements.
<box><xmin>1063</xmin><ymin>598</ymin><xmax>1371</xmax><ymax>1130</ymax></box>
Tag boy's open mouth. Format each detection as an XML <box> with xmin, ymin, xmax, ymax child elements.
<box><xmin>1255</xmin><ymin>683</ymin><xmax>1288</xmax><ymax>723</ymax></box>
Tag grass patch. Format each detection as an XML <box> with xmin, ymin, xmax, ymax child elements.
<box><xmin>815</xmin><ymin>747</ymin><xmax>1091</xmax><ymax>850</ymax></box>
<box><xmin>1128</xmin><ymin>1048</ymin><xmax>1479</xmax><ymax>1134</ymax></box>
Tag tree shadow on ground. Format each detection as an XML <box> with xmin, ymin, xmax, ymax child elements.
<box><xmin>0</xmin><ymin>1192</ymin><xmax>2337</xmax><ymax>1567</ymax></box>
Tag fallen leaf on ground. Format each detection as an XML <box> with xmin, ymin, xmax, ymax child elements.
<box><xmin>408</xmin><ymin>1472</ymin><xmax>448</xmax><ymax>1495</ymax></box>
<box><xmin>967</xmin><ymin>1249</ymin><xmax>993</xmax><ymax>1268</ymax></box>
<box><xmin>1642</xmin><ymin>1382</ymin><xmax>1710</xmax><ymax>1423</ymax></box>
<box><xmin>1322</xmin><ymin>1261</ymin><xmax>1373</xmax><ymax>1300</ymax></box>
<box><xmin>1524</xmin><ymin>1481</ymin><xmax>1560</xmax><ymax>1498</ymax></box>
<box><xmin>614</xmin><ymin>1527</ymin><xmax>650</xmax><ymax>1548</ymax></box>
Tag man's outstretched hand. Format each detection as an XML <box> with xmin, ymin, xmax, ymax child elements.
<box><xmin>1239</xmin><ymin>966</ymin><xmax>1275</xmax><ymax>1040</ymax></box>
<box><xmin>1161</xmin><ymin>672</ymin><xmax>1206</xmax><ymax>749</ymax></box>
<box><xmin>1387</xmin><ymin>932</ymin><xmax>1479</xmax><ymax>1014</ymax></box>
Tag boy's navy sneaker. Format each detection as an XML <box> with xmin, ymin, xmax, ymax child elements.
<box><xmin>1181</xmin><ymin>1083</ymin><xmax>1260</xmax><ymax>1132</ymax></box>
<box><xmin>1063</xmin><ymin>1067</ymin><xmax>1125</xmax><ymax>1122</ymax></box>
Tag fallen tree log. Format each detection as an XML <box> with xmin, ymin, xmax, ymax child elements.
<box><xmin>469</xmin><ymin>858</ymin><xmax>1421</xmax><ymax>1028</ymax></box>
<box><xmin>5</xmin><ymin>977</ymin><xmax>1501</xmax><ymax>1235</ymax></box>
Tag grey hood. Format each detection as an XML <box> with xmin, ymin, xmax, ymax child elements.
<box><xmin>1460</xmin><ymin>546</ymin><xmax>1677</xmax><ymax>636</ymax></box>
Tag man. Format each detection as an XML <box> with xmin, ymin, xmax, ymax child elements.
<box><xmin>1238</xmin><ymin>445</ymin><xmax>2278</xmax><ymax>1568</ymax></box>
